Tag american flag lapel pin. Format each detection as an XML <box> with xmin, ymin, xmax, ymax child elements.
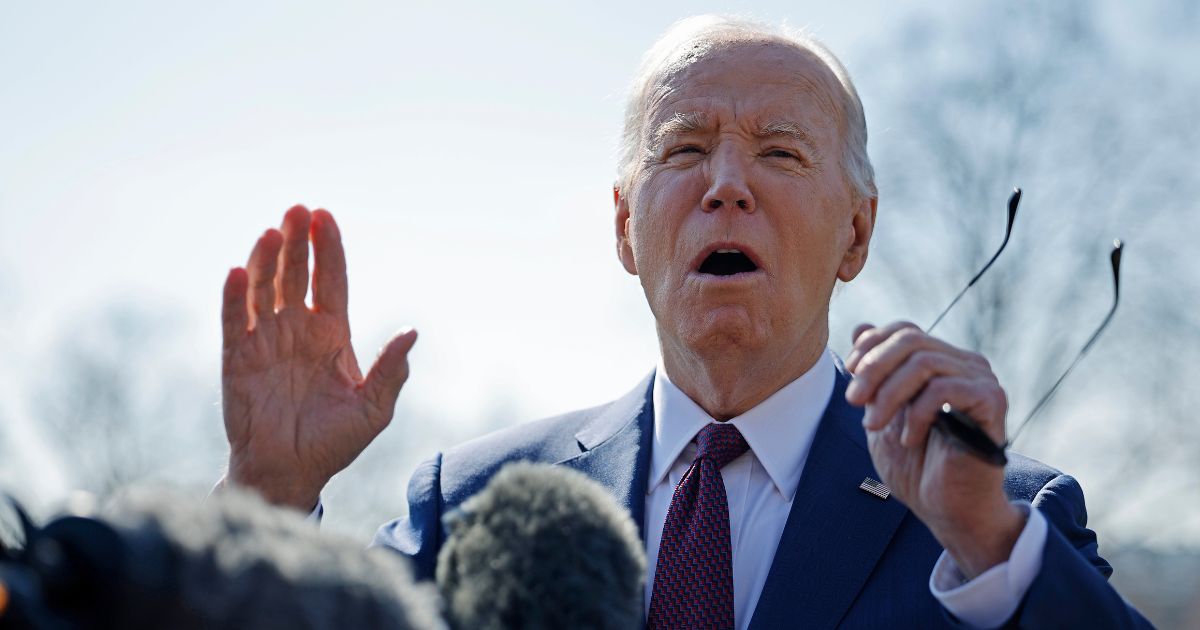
<box><xmin>859</xmin><ymin>477</ymin><xmax>891</xmax><ymax>500</ymax></box>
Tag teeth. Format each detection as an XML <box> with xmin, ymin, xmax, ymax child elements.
<box><xmin>715</xmin><ymin>248</ymin><xmax>742</xmax><ymax>254</ymax></box>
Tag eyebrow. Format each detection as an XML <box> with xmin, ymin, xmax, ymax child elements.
<box><xmin>650</xmin><ymin>113</ymin><xmax>820</xmax><ymax>154</ymax></box>
<box><xmin>756</xmin><ymin>120</ymin><xmax>820</xmax><ymax>153</ymax></box>
<box><xmin>652</xmin><ymin>111</ymin><xmax>711</xmax><ymax>145</ymax></box>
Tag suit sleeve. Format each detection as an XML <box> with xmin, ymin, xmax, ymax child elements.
<box><xmin>371</xmin><ymin>453</ymin><xmax>444</xmax><ymax>581</ymax></box>
<box><xmin>1010</xmin><ymin>474</ymin><xmax>1152</xmax><ymax>629</ymax></box>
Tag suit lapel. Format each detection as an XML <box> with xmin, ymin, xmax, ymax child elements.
<box><xmin>556</xmin><ymin>371</ymin><xmax>656</xmax><ymax>540</ymax></box>
<box><xmin>748</xmin><ymin>365</ymin><xmax>909</xmax><ymax>630</ymax></box>
<box><xmin>552</xmin><ymin>365</ymin><xmax>908</xmax><ymax>629</ymax></box>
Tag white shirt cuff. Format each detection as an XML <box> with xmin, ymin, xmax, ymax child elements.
<box><xmin>929</xmin><ymin>502</ymin><xmax>1048</xmax><ymax>629</ymax></box>
<box><xmin>212</xmin><ymin>479</ymin><xmax>324</xmax><ymax>526</ymax></box>
<box><xmin>306</xmin><ymin>498</ymin><xmax>324</xmax><ymax>525</ymax></box>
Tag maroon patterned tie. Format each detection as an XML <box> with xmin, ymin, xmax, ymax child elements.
<box><xmin>648</xmin><ymin>422</ymin><xmax>750</xmax><ymax>630</ymax></box>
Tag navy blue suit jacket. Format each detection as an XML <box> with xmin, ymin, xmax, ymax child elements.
<box><xmin>373</xmin><ymin>365</ymin><xmax>1150</xmax><ymax>628</ymax></box>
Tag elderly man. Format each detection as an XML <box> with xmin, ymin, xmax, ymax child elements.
<box><xmin>217</xmin><ymin>16</ymin><xmax>1147</xmax><ymax>629</ymax></box>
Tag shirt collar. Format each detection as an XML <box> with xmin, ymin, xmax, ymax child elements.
<box><xmin>649</xmin><ymin>349</ymin><xmax>837</xmax><ymax>501</ymax></box>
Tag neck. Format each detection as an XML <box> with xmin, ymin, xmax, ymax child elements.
<box><xmin>659</xmin><ymin>327</ymin><xmax>828</xmax><ymax>420</ymax></box>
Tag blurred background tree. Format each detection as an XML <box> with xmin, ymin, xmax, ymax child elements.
<box><xmin>830</xmin><ymin>2</ymin><xmax>1200</xmax><ymax>624</ymax></box>
<box><xmin>841</xmin><ymin>0</ymin><xmax>1200</xmax><ymax>539</ymax></box>
<box><xmin>1</xmin><ymin>0</ymin><xmax>1197</xmax><ymax>626</ymax></box>
<box><xmin>35</xmin><ymin>305</ymin><xmax>225</xmax><ymax>496</ymax></box>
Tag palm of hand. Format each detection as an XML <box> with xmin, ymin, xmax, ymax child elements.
<box><xmin>220</xmin><ymin>207</ymin><xmax>416</xmax><ymax>508</ymax></box>
<box><xmin>225</xmin><ymin>309</ymin><xmax>369</xmax><ymax>489</ymax></box>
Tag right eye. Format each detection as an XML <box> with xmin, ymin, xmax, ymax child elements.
<box><xmin>666</xmin><ymin>145</ymin><xmax>705</xmax><ymax>158</ymax></box>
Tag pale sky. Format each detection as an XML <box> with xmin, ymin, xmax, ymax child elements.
<box><xmin>0</xmin><ymin>0</ymin><xmax>923</xmax><ymax>442</ymax></box>
<box><xmin>3</xmin><ymin>1</ymin><xmax>1197</xmax><ymax>550</ymax></box>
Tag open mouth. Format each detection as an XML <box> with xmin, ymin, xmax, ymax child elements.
<box><xmin>698</xmin><ymin>249</ymin><xmax>759</xmax><ymax>276</ymax></box>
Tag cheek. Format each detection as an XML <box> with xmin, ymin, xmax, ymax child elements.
<box><xmin>630</xmin><ymin>172</ymin><xmax>703</xmax><ymax>271</ymax></box>
<box><xmin>778</xmin><ymin>215</ymin><xmax>848</xmax><ymax>288</ymax></box>
<box><xmin>629</xmin><ymin>203</ymin><xmax>665</xmax><ymax>268</ymax></box>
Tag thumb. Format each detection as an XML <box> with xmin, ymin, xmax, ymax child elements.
<box><xmin>362</xmin><ymin>328</ymin><xmax>418</xmax><ymax>426</ymax></box>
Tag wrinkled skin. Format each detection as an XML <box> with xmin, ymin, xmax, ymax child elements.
<box><xmin>218</xmin><ymin>39</ymin><xmax>1022</xmax><ymax>577</ymax></box>
<box><xmin>614</xmin><ymin>42</ymin><xmax>1021</xmax><ymax>577</ymax></box>
<box><xmin>846</xmin><ymin>322</ymin><xmax>1020</xmax><ymax>578</ymax></box>
<box><xmin>220</xmin><ymin>205</ymin><xmax>416</xmax><ymax>510</ymax></box>
<box><xmin>615</xmin><ymin>42</ymin><xmax>876</xmax><ymax>419</ymax></box>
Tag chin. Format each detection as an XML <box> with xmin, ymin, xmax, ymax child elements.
<box><xmin>679</xmin><ymin>306</ymin><xmax>771</xmax><ymax>356</ymax></box>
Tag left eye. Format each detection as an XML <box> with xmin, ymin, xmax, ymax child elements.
<box><xmin>766</xmin><ymin>149</ymin><xmax>801</xmax><ymax>160</ymax></box>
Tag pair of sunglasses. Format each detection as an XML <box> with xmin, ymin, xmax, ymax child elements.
<box><xmin>922</xmin><ymin>189</ymin><xmax>1123</xmax><ymax>466</ymax></box>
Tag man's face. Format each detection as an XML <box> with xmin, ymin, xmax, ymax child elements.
<box><xmin>616</xmin><ymin>42</ymin><xmax>875</xmax><ymax>362</ymax></box>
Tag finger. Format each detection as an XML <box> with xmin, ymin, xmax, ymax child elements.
<box><xmin>908</xmin><ymin>376</ymin><xmax>1007</xmax><ymax>447</ymax></box>
<box><xmin>848</xmin><ymin>325</ymin><xmax>980</xmax><ymax>406</ymax></box>
<box><xmin>864</xmin><ymin>350</ymin><xmax>976</xmax><ymax>431</ymax></box>
<box><xmin>846</xmin><ymin>322</ymin><xmax>923</xmax><ymax>404</ymax></box>
<box><xmin>276</xmin><ymin>205</ymin><xmax>312</xmax><ymax>309</ymax></box>
<box><xmin>247</xmin><ymin>229</ymin><xmax>284</xmax><ymax>320</ymax></box>
<box><xmin>846</xmin><ymin>321</ymin><xmax>917</xmax><ymax>373</ymax></box>
<box><xmin>222</xmin><ymin>267</ymin><xmax>250</xmax><ymax>349</ymax></box>
<box><xmin>864</xmin><ymin>404</ymin><xmax>907</xmax><ymax>457</ymax></box>
<box><xmin>845</xmin><ymin>322</ymin><xmax>876</xmax><ymax>370</ymax></box>
<box><xmin>362</xmin><ymin>328</ymin><xmax>419</xmax><ymax>427</ymax></box>
<box><xmin>311</xmin><ymin>209</ymin><xmax>348</xmax><ymax>318</ymax></box>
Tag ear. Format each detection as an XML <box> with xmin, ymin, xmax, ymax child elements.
<box><xmin>614</xmin><ymin>184</ymin><xmax>638</xmax><ymax>275</ymax></box>
<box><xmin>837</xmin><ymin>195</ymin><xmax>877</xmax><ymax>282</ymax></box>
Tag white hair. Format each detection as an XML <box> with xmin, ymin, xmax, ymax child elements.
<box><xmin>617</xmin><ymin>15</ymin><xmax>877</xmax><ymax>201</ymax></box>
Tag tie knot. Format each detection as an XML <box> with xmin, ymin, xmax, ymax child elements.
<box><xmin>695</xmin><ymin>423</ymin><xmax>749</xmax><ymax>469</ymax></box>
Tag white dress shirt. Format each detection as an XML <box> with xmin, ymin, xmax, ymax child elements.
<box><xmin>645</xmin><ymin>348</ymin><xmax>1047</xmax><ymax>630</ymax></box>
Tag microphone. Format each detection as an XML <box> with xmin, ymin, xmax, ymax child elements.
<box><xmin>1</xmin><ymin>487</ymin><xmax>445</xmax><ymax>630</ymax></box>
<box><xmin>436</xmin><ymin>462</ymin><xmax>646</xmax><ymax>630</ymax></box>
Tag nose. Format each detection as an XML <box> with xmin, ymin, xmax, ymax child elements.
<box><xmin>702</xmin><ymin>147</ymin><xmax>755</xmax><ymax>213</ymax></box>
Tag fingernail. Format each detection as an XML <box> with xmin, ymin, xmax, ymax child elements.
<box><xmin>845</xmin><ymin>379</ymin><xmax>862</xmax><ymax>402</ymax></box>
<box><xmin>862</xmin><ymin>408</ymin><xmax>873</xmax><ymax>428</ymax></box>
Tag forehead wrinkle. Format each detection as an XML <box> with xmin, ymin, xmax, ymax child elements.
<box><xmin>645</xmin><ymin>71</ymin><xmax>843</xmax><ymax>153</ymax></box>
<box><xmin>638</xmin><ymin>45</ymin><xmax>847</xmax><ymax>168</ymax></box>
<box><xmin>669</xmin><ymin>42</ymin><xmax>844</xmax><ymax>123</ymax></box>
<box><xmin>785</xmin><ymin>64</ymin><xmax>843</xmax><ymax>126</ymax></box>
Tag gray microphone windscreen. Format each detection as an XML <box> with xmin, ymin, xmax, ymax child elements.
<box><xmin>99</xmin><ymin>486</ymin><xmax>446</xmax><ymax>630</ymax></box>
<box><xmin>436</xmin><ymin>462</ymin><xmax>646</xmax><ymax>630</ymax></box>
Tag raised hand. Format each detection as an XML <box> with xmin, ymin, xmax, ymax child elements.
<box><xmin>844</xmin><ymin>322</ymin><xmax>1024</xmax><ymax>579</ymax></box>
<box><xmin>220</xmin><ymin>205</ymin><xmax>417</xmax><ymax>510</ymax></box>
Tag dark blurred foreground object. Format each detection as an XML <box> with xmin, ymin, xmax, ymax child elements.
<box><xmin>0</xmin><ymin>464</ymin><xmax>646</xmax><ymax>629</ymax></box>
<box><xmin>437</xmin><ymin>462</ymin><xmax>646</xmax><ymax>630</ymax></box>
<box><xmin>0</xmin><ymin>488</ymin><xmax>444</xmax><ymax>630</ymax></box>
